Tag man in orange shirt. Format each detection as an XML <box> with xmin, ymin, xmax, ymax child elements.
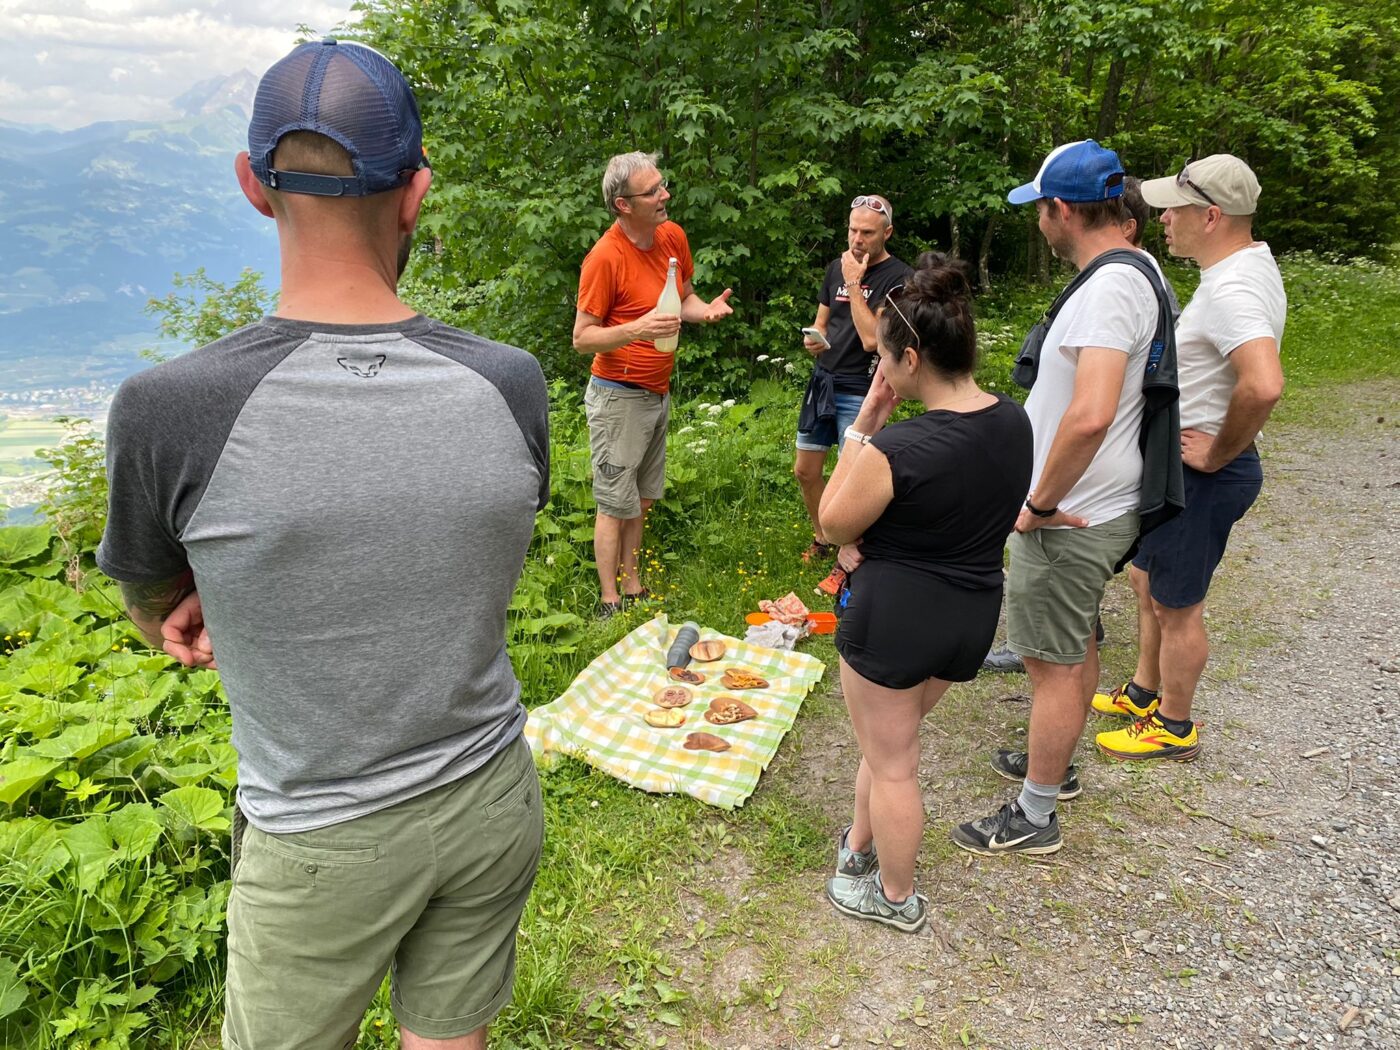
<box><xmin>573</xmin><ymin>151</ymin><xmax>734</xmax><ymax>616</ymax></box>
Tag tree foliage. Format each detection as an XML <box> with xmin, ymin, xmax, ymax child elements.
<box><xmin>351</xmin><ymin>0</ymin><xmax>1397</xmax><ymax>391</ymax></box>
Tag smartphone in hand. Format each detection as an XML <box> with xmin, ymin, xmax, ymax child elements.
<box><xmin>801</xmin><ymin>326</ymin><xmax>830</xmax><ymax>350</ymax></box>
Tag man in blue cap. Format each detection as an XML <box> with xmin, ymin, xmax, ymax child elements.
<box><xmin>97</xmin><ymin>39</ymin><xmax>548</xmax><ymax>1049</ymax></box>
<box><xmin>952</xmin><ymin>141</ymin><xmax>1157</xmax><ymax>857</ymax></box>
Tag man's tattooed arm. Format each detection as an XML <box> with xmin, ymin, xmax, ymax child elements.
<box><xmin>118</xmin><ymin>569</ymin><xmax>195</xmax><ymax>649</ymax></box>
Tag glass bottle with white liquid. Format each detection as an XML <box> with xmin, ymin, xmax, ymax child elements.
<box><xmin>653</xmin><ymin>256</ymin><xmax>682</xmax><ymax>353</ymax></box>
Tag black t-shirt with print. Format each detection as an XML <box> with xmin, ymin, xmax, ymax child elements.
<box><xmin>816</xmin><ymin>254</ymin><xmax>912</xmax><ymax>392</ymax></box>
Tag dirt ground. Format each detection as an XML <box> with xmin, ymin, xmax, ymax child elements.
<box><xmin>669</xmin><ymin>383</ymin><xmax>1400</xmax><ymax>1050</ymax></box>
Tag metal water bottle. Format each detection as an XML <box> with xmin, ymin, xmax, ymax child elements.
<box><xmin>666</xmin><ymin>621</ymin><xmax>701</xmax><ymax>668</ymax></box>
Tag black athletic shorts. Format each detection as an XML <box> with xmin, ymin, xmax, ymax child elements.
<box><xmin>836</xmin><ymin>559</ymin><xmax>1004</xmax><ymax>690</ymax></box>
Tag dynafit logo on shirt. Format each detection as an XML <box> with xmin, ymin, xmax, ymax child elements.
<box><xmin>337</xmin><ymin>355</ymin><xmax>387</xmax><ymax>379</ymax></box>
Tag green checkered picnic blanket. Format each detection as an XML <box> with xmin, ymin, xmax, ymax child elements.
<box><xmin>524</xmin><ymin>615</ymin><xmax>826</xmax><ymax>809</ymax></box>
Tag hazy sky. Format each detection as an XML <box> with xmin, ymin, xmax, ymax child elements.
<box><xmin>0</xmin><ymin>1</ymin><xmax>361</xmax><ymax>129</ymax></box>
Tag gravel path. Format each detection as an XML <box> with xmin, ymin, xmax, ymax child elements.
<box><xmin>1010</xmin><ymin>385</ymin><xmax>1400</xmax><ymax>1049</ymax></box>
<box><xmin>696</xmin><ymin>384</ymin><xmax>1399</xmax><ymax>1050</ymax></box>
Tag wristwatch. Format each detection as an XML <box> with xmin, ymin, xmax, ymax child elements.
<box><xmin>1024</xmin><ymin>498</ymin><xmax>1057</xmax><ymax>517</ymax></box>
<box><xmin>843</xmin><ymin>426</ymin><xmax>873</xmax><ymax>446</ymax></box>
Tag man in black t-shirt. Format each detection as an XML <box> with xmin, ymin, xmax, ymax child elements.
<box><xmin>796</xmin><ymin>194</ymin><xmax>911</xmax><ymax>589</ymax></box>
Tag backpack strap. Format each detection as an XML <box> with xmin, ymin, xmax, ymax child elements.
<box><xmin>1014</xmin><ymin>248</ymin><xmax>1175</xmax><ymax>391</ymax></box>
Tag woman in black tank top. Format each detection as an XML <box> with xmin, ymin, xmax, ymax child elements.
<box><xmin>816</xmin><ymin>254</ymin><xmax>1032</xmax><ymax>932</ymax></box>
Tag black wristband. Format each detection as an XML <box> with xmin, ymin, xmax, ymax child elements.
<box><xmin>1025</xmin><ymin>498</ymin><xmax>1057</xmax><ymax>518</ymax></box>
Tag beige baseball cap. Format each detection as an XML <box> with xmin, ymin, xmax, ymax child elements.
<box><xmin>1139</xmin><ymin>154</ymin><xmax>1261</xmax><ymax>215</ymax></box>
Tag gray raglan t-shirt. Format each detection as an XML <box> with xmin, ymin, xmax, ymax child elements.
<box><xmin>96</xmin><ymin>314</ymin><xmax>549</xmax><ymax>834</ymax></box>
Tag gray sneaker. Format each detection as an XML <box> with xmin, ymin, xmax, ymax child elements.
<box><xmin>981</xmin><ymin>645</ymin><xmax>1025</xmax><ymax>673</ymax></box>
<box><xmin>835</xmin><ymin>824</ymin><xmax>877</xmax><ymax>877</ymax></box>
<box><xmin>825</xmin><ymin>872</ymin><xmax>927</xmax><ymax>933</ymax></box>
<box><xmin>989</xmin><ymin>750</ymin><xmax>1082</xmax><ymax>800</ymax></box>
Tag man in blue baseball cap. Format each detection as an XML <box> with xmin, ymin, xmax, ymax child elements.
<box><xmin>98</xmin><ymin>39</ymin><xmax>548</xmax><ymax>1049</ymax></box>
<box><xmin>952</xmin><ymin>140</ymin><xmax>1163</xmax><ymax>857</ymax></box>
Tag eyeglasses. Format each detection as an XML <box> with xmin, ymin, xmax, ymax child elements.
<box><xmin>884</xmin><ymin>285</ymin><xmax>921</xmax><ymax>351</ymax></box>
<box><xmin>623</xmin><ymin>177</ymin><xmax>669</xmax><ymax>199</ymax></box>
<box><xmin>1176</xmin><ymin>164</ymin><xmax>1218</xmax><ymax>208</ymax></box>
<box><xmin>850</xmin><ymin>195</ymin><xmax>892</xmax><ymax>218</ymax></box>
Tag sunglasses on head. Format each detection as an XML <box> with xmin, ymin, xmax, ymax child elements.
<box><xmin>884</xmin><ymin>284</ymin><xmax>921</xmax><ymax>351</ymax></box>
<box><xmin>1176</xmin><ymin>164</ymin><xmax>1218</xmax><ymax>208</ymax></box>
<box><xmin>851</xmin><ymin>195</ymin><xmax>892</xmax><ymax>218</ymax></box>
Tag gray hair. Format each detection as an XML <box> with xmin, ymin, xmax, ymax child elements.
<box><xmin>603</xmin><ymin>151</ymin><xmax>660</xmax><ymax>216</ymax></box>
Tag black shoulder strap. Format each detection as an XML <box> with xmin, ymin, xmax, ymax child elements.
<box><xmin>1061</xmin><ymin>249</ymin><xmax>1174</xmax><ymax>379</ymax></box>
<box><xmin>1014</xmin><ymin>249</ymin><xmax>1176</xmax><ymax>392</ymax></box>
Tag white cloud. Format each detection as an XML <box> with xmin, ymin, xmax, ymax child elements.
<box><xmin>0</xmin><ymin>1</ymin><xmax>361</xmax><ymax>128</ymax></box>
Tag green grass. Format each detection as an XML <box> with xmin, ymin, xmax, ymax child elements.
<box><xmin>1</xmin><ymin>251</ymin><xmax>1396</xmax><ymax>1049</ymax></box>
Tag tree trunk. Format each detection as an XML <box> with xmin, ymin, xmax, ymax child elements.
<box><xmin>1095</xmin><ymin>58</ymin><xmax>1127</xmax><ymax>140</ymax></box>
<box><xmin>979</xmin><ymin>216</ymin><xmax>998</xmax><ymax>291</ymax></box>
<box><xmin>1036</xmin><ymin>219</ymin><xmax>1050</xmax><ymax>283</ymax></box>
<box><xmin>1026</xmin><ymin>217</ymin><xmax>1037</xmax><ymax>281</ymax></box>
<box><xmin>950</xmin><ymin>213</ymin><xmax>962</xmax><ymax>258</ymax></box>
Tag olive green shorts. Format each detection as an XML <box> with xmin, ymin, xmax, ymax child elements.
<box><xmin>584</xmin><ymin>380</ymin><xmax>669</xmax><ymax>519</ymax></box>
<box><xmin>222</xmin><ymin>736</ymin><xmax>543</xmax><ymax>1049</ymax></box>
<box><xmin>1006</xmin><ymin>512</ymin><xmax>1139</xmax><ymax>665</ymax></box>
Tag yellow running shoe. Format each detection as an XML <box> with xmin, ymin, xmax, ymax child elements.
<box><xmin>1090</xmin><ymin>681</ymin><xmax>1159</xmax><ymax>719</ymax></box>
<box><xmin>1096</xmin><ymin>715</ymin><xmax>1199</xmax><ymax>762</ymax></box>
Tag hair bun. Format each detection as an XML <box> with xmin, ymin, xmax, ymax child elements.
<box><xmin>907</xmin><ymin>251</ymin><xmax>973</xmax><ymax>304</ymax></box>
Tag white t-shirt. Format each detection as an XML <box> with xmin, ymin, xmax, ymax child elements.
<box><xmin>1176</xmin><ymin>243</ymin><xmax>1287</xmax><ymax>434</ymax></box>
<box><xmin>1024</xmin><ymin>263</ymin><xmax>1156</xmax><ymax>527</ymax></box>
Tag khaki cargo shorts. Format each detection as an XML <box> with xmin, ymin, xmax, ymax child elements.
<box><xmin>222</xmin><ymin>735</ymin><xmax>544</xmax><ymax>1049</ymax></box>
<box><xmin>584</xmin><ymin>380</ymin><xmax>669</xmax><ymax>519</ymax></box>
<box><xmin>1006</xmin><ymin>511</ymin><xmax>1139</xmax><ymax>665</ymax></box>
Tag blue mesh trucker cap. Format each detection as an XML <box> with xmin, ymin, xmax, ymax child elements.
<box><xmin>248</xmin><ymin>38</ymin><xmax>427</xmax><ymax>197</ymax></box>
<box><xmin>1008</xmin><ymin>140</ymin><xmax>1125</xmax><ymax>205</ymax></box>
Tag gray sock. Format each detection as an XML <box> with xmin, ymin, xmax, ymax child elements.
<box><xmin>1017</xmin><ymin>777</ymin><xmax>1059</xmax><ymax>828</ymax></box>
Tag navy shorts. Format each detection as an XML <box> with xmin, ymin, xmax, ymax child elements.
<box><xmin>1133</xmin><ymin>451</ymin><xmax>1263</xmax><ymax>609</ymax></box>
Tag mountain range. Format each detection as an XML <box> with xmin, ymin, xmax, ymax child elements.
<box><xmin>0</xmin><ymin>72</ymin><xmax>279</xmax><ymax>394</ymax></box>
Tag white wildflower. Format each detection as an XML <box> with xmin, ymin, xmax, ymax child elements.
<box><xmin>696</xmin><ymin>402</ymin><xmax>712</xmax><ymax>411</ymax></box>
<box><xmin>721</xmin><ymin>398</ymin><xmax>736</xmax><ymax>408</ymax></box>
<box><xmin>756</xmin><ymin>354</ymin><xmax>770</xmax><ymax>362</ymax></box>
<box><xmin>545</xmin><ymin>554</ymin><xmax>555</xmax><ymax>566</ymax></box>
<box><xmin>701</xmin><ymin>420</ymin><xmax>719</xmax><ymax>427</ymax></box>
<box><xmin>678</xmin><ymin>425</ymin><xmax>695</xmax><ymax>434</ymax></box>
<box><xmin>686</xmin><ymin>440</ymin><xmax>709</xmax><ymax>452</ymax></box>
<box><xmin>784</xmin><ymin>362</ymin><xmax>796</xmax><ymax>373</ymax></box>
<box><xmin>706</xmin><ymin>404</ymin><xmax>723</xmax><ymax>415</ymax></box>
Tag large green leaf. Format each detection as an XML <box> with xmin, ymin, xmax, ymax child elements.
<box><xmin>13</xmin><ymin>659</ymin><xmax>86</xmax><ymax>696</ymax></box>
<box><xmin>0</xmin><ymin>756</ymin><xmax>62</xmax><ymax>805</ymax></box>
<box><xmin>111</xmin><ymin>671</ymin><xmax>178</xmax><ymax>708</ymax></box>
<box><xmin>158</xmin><ymin>786</ymin><xmax>230</xmax><ymax>833</ymax></box>
<box><xmin>29</xmin><ymin>720</ymin><xmax>134</xmax><ymax>761</ymax></box>
<box><xmin>0</xmin><ymin>817</ymin><xmax>70</xmax><ymax>883</ymax></box>
<box><xmin>86</xmin><ymin>735</ymin><xmax>160</xmax><ymax>780</ymax></box>
<box><xmin>61</xmin><ymin>804</ymin><xmax>163</xmax><ymax>891</ymax></box>
<box><xmin>0</xmin><ymin>956</ymin><xmax>29</xmax><ymax>1021</ymax></box>
<box><xmin>0</xmin><ymin>526</ymin><xmax>51</xmax><ymax>566</ymax></box>
<box><xmin>147</xmin><ymin>762</ymin><xmax>217</xmax><ymax>788</ymax></box>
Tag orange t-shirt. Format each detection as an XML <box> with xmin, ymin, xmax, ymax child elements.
<box><xmin>577</xmin><ymin>221</ymin><xmax>694</xmax><ymax>394</ymax></box>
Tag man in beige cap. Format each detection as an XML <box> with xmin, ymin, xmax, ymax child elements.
<box><xmin>1093</xmin><ymin>154</ymin><xmax>1287</xmax><ymax>762</ymax></box>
